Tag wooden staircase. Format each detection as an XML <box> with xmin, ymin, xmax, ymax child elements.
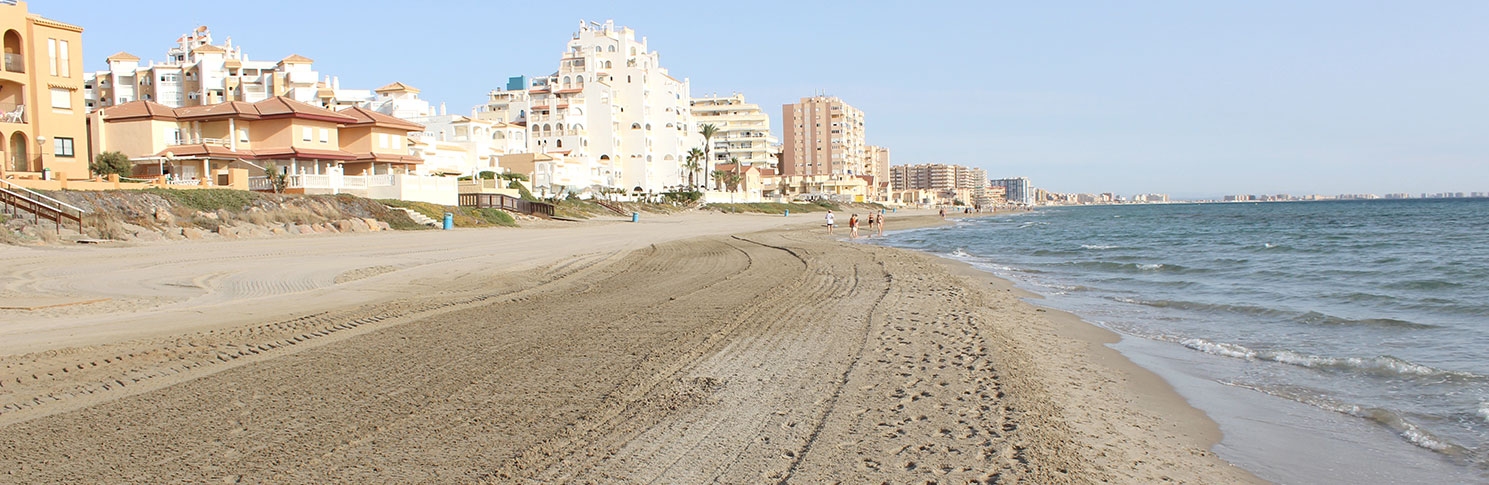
<box><xmin>0</xmin><ymin>180</ymin><xmax>86</xmax><ymax>234</ymax></box>
<box><xmin>592</xmin><ymin>198</ymin><xmax>629</xmax><ymax>216</ymax></box>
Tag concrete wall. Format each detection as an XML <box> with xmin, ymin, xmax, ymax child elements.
<box><xmin>366</xmin><ymin>174</ymin><xmax>456</xmax><ymax>205</ymax></box>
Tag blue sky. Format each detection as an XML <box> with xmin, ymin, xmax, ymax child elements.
<box><xmin>51</xmin><ymin>0</ymin><xmax>1489</xmax><ymax>198</ymax></box>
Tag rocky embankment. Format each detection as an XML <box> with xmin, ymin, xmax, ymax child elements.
<box><xmin>1</xmin><ymin>189</ymin><xmax>422</xmax><ymax>245</ymax></box>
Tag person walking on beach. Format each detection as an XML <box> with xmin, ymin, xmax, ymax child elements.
<box><xmin>939</xmin><ymin>207</ymin><xmax>945</xmax><ymax>219</ymax></box>
<box><xmin>876</xmin><ymin>210</ymin><xmax>885</xmax><ymax>236</ymax></box>
<box><xmin>849</xmin><ymin>214</ymin><xmax>860</xmax><ymax>239</ymax></box>
<box><xmin>825</xmin><ymin>210</ymin><xmax>835</xmax><ymax>234</ymax></box>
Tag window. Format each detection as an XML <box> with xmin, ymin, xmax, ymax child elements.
<box><xmin>50</xmin><ymin>88</ymin><xmax>72</xmax><ymax>109</ymax></box>
<box><xmin>319</xmin><ymin>128</ymin><xmax>329</xmax><ymax>143</ymax></box>
<box><xmin>302</xmin><ymin>127</ymin><xmax>312</xmax><ymax>141</ymax></box>
<box><xmin>48</xmin><ymin>39</ymin><xmax>57</xmax><ymax>76</ymax></box>
<box><xmin>54</xmin><ymin>136</ymin><xmax>75</xmax><ymax>156</ymax></box>
<box><xmin>58</xmin><ymin>40</ymin><xmax>70</xmax><ymax>77</ymax></box>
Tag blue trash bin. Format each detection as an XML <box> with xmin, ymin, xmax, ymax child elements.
<box><xmin>631</xmin><ymin>212</ymin><xmax>639</xmax><ymax>223</ymax></box>
<box><xmin>443</xmin><ymin>212</ymin><xmax>453</xmax><ymax>230</ymax></box>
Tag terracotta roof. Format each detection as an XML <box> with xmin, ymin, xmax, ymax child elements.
<box><xmin>349</xmin><ymin>153</ymin><xmax>423</xmax><ymax>164</ymax></box>
<box><xmin>151</xmin><ymin>144</ymin><xmax>247</xmax><ymax>159</ymax></box>
<box><xmin>100</xmin><ymin>100</ymin><xmax>178</xmax><ymax>121</ymax></box>
<box><xmin>174</xmin><ymin>101</ymin><xmax>260</xmax><ymax>121</ymax></box>
<box><xmin>192</xmin><ymin>45</ymin><xmax>226</xmax><ymax>54</ymax></box>
<box><xmin>105</xmin><ymin>51</ymin><xmax>140</xmax><ymax>62</ymax></box>
<box><xmin>336</xmin><ymin>106</ymin><xmax>424</xmax><ymax>131</ymax></box>
<box><xmin>374</xmin><ymin>82</ymin><xmax>420</xmax><ymax>94</ymax></box>
<box><xmin>279</xmin><ymin>54</ymin><xmax>314</xmax><ymax>64</ymax></box>
<box><xmin>554</xmin><ymin>88</ymin><xmax>583</xmax><ymax>94</ymax></box>
<box><xmin>248</xmin><ymin>147</ymin><xmax>357</xmax><ymax>161</ymax></box>
<box><xmin>223</xmin><ymin>59</ymin><xmax>242</xmax><ymax>68</ymax></box>
<box><xmin>251</xmin><ymin>97</ymin><xmax>357</xmax><ymax>123</ymax></box>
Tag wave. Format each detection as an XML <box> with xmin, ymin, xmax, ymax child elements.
<box><xmin>1289</xmin><ymin>311</ymin><xmax>1437</xmax><ymax>329</ymax></box>
<box><xmin>1479</xmin><ymin>402</ymin><xmax>1489</xmax><ymax>423</ymax></box>
<box><xmin>1130</xmin><ymin>299</ymin><xmax>1437</xmax><ymax>329</ymax></box>
<box><xmin>1384</xmin><ymin>279</ymin><xmax>1467</xmax><ymax>291</ymax></box>
<box><xmin>1080</xmin><ymin>244</ymin><xmax>1119</xmax><ymax>250</ymax></box>
<box><xmin>1178</xmin><ymin>338</ymin><xmax>1479</xmax><ymax>381</ymax></box>
<box><xmin>1066</xmin><ymin>261</ymin><xmax>1203</xmax><ymax>274</ymax></box>
<box><xmin>1222</xmin><ymin>381</ymin><xmax>1473</xmax><ymax>457</ymax></box>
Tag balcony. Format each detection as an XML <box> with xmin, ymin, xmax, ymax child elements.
<box><xmin>3</xmin><ymin>53</ymin><xmax>21</xmax><ymax>73</ymax></box>
<box><xmin>0</xmin><ymin>103</ymin><xmax>24</xmax><ymax>124</ymax></box>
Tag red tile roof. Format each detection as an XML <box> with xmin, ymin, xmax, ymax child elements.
<box><xmin>251</xmin><ymin>97</ymin><xmax>358</xmax><ymax>123</ymax></box>
<box><xmin>336</xmin><ymin>106</ymin><xmax>424</xmax><ymax>131</ymax></box>
<box><xmin>100</xmin><ymin>100</ymin><xmax>179</xmax><ymax>121</ymax></box>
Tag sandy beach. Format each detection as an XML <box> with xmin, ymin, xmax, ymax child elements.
<box><xmin>0</xmin><ymin>211</ymin><xmax>1259</xmax><ymax>483</ymax></box>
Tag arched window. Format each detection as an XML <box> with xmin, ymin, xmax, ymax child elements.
<box><xmin>555</xmin><ymin>123</ymin><xmax>564</xmax><ymax>132</ymax></box>
<box><xmin>604</xmin><ymin>60</ymin><xmax>612</xmax><ymax>69</ymax></box>
<box><xmin>644</xmin><ymin>124</ymin><xmax>651</xmax><ymax>130</ymax></box>
<box><xmin>493</xmin><ymin>131</ymin><xmax>505</xmax><ymax>140</ymax></box>
<box><xmin>531</xmin><ymin>124</ymin><xmax>540</xmax><ymax>132</ymax></box>
<box><xmin>575</xmin><ymin>75</ymin><xmax>583</xmax><ymax>85</ymax></box>
<box><xmin>629</xmin><ymin>47</ymin><xmax>636</xmax><ymax>55</ymax></box>
<box><xmin>631</xmin><ymin>123</ymin><xmax>641</xmax><ymax>129</ymax></box>
<box><xmin>557</xmin><ymin>140</ymin><xmax>563</xmax><ymax>148</ymax></box>
<box><xmin>562</xmin><ymin>76</ymin><xmax>571</xmax><ymax>87</ymax></box>
<box><xmin>593</xmin><ymin>46</ymin><xmax>601</xmax><ymax>53</ymax></box>
<box><xmin>572</xmin><ymin>123</ymin><xmax>584</xmax><ymax>130</ymax></box>
<box><xmin>607</xmin><ymin>45</ymin><xmax>616</xmax><ymax>52</ymax></box>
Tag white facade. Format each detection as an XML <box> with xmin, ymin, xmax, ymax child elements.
<box><xmin>691</xmin><ymin>93</ymin><xmax>778</xmax><ymax>168</ymax></box>
<box><xmin>83</xmin><ymin>26</ymin><xmax>367</xmax><ymax>111</ymax></box>
<box><xmin>480</xmin><ymin>20</ymin><xmax>700</xmax><ymax>193</ymax></box>
<box><xmin>407</xmin><ymin>113</ymin><xmax>528</xmax><ymax>177</ymax></box>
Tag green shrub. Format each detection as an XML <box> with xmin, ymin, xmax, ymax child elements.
<box><xmin>142</xmin><ymin>188</ymin><xmax>265</xmax><ymax>211</ymax></box>
<box><xmin>91</xmin><ymin>151</ymin><xmax>134</xmax><ymax>178</ymax></box>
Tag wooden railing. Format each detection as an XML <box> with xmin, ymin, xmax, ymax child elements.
<box><xmin>0</xmin><ymin>185</ymin><xmax>83</xmax><ymax>233</ymax></box>
<box><xmin>592</xmin><ymin>198</ymin><xmax>628</xmax><ymax>216</ymax></box>
<box><xmin>458</xmin><ymin>193</ymin><xmax>555</xmax><ymax>218</ymax></box>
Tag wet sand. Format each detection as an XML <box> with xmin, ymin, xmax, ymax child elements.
<box><xmin>0</xmin><ymin>212</ymin><xmax>1259</xmax><ymax>483</ymax></box>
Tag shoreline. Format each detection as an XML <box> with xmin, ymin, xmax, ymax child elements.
<box><xmin>869</xmin><ymin>214</ymin><xmax>1261</xmax><ymax>482</ymax></box>
<box><xmin>0</xmin><ymin>211</ymin><xmax>1259</xmax><ymax>482</ymax></box>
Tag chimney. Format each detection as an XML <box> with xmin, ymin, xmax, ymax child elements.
<box><xmin>439</xmin><ymin>103</ymin><xmax>446</xmax><ymax>115</ymax></box>
<box><xmin>333</xmin><ymin>76</ymin><xmax>339</xmax><ymax>89</ymax></box>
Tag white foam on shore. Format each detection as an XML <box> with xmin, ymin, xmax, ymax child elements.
<box><xmin>1478</xmin><ymin>402</ymin><xmax>1489</xmax><ymax>423</ymax></box>
<box><xmin>1176</xmin><ymin>338</ymin><xmax>1480</xmax><ymax>381</ymax></box>
<box><xmin>1081</xmin><ymin>244</ymin><xmax>1119</xmax><ymax>250</ymax></box>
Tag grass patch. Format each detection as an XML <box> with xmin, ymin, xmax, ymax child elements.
<box><xmin>142</xmin><ymin>188</ymin><xmax>267</xmax><ymax>211</ymax></box>
<box><xmin>379</xmin><ymin>199</ymin><xmax>518</xmax><ymax>228</ymax></box>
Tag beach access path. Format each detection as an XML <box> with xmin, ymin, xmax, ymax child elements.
<box><xmin>0</xmin><ymin>211</ymin><xmax>1259</xmax><ymax>483</ymax></box>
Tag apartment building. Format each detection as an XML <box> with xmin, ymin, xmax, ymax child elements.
<box><xmin>780</xmin><ymin>96</ymin><xmax>866</xmax><ymax>178</ymax></box>
<box><xmin>89</xmin><ymin>96</ymin><xmax>425</xmax><ymax>183</ymax></box>
<box><xmin>83</xmin><ymin>26</ymin><xmax>369</xmax><ymax>112</ymax></box>
<box><xmin>990</xmin><ymin>177</ymin><xmax>1033</xmax><ymax>206</ymax></box>
<box><xmin>407</xmin><ymin>113</ymin><xmax>528</xmax><ymax>177</ymax></box>
<box><xmin>690</xmin><ymin>93</ymin><xmax>777</xmax><ymax>167</ymax></box>
<box><xmin>0</xmin><ymin>0</ymin><xmax>88</xmax><ymax>179</ymax></box>
<box><xmin>477</xmin><ymin>20</ymin><xmax>700</xmax><ymax>193</ymax></box>
<box><xmin>867</xmin><ymin>145</ymin><xmax>890</xmax><ymax>196</ymax></box>
<box><xmin>890</xmin><ymin>163</ymin><xmax>986</xmax><ymax>192</ymax></box>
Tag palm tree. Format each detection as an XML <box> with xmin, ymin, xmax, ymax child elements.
<box><xmin>698</xmin><ymin>123</ymin><xmax>719</xmax><ymax>180</ymax></box>
<box><xmin>711</xmin><ymin>169</ymin><xmax>728</xmax><ymax>192</ymax></box>
<box><xmin>729</xmin><ymin>156</ymin><xmax>743</xmax><ymax>193</ymax></box>
<box><xmin>683</xmin><ymin>148</ymin><xmax>704</xmax><ymax>189</ymax></box>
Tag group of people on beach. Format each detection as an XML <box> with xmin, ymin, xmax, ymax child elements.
<box><xmin>824</xmin><ymin>210</ymin><xmax>885</xmax><ymax>239</ymax></box>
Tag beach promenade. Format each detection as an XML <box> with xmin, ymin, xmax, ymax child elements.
<box><xmin>0</xmin><ymin>212</ymin><xmax>1257</xmax><ymax>483</ymax></box>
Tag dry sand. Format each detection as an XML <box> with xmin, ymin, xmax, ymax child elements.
<box><xmin>0</xmin><ymin>211</ymin><xmax>1261</xmax><ymax>483</ymax></box>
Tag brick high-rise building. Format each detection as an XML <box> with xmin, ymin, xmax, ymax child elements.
<box><xmin>780</xmin><ymin>96</ymin><xmax>865</xmax><ymax>177</ymax></box>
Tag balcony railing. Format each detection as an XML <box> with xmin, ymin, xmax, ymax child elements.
<box><xmin>3</xmin><ymin>53</ymin><xmax>21</xmax><ymax>73</ymax></box>
<box><xmin>173</xmin><ymin>136</ymin><xmax>230</xmax><ymax>146</ymax></box>
<box><xmin>0</xmin><ymin>103</ymin><xmax>24</xmax><ymax>124</ymax></box>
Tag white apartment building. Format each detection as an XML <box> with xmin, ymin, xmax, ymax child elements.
<box><xmin>690</xmin><ymin>93</ymin><xmax>777</xmax><ymax>167</ymax></box>
<box><xmin>407</xmin><ymin>112</ymin><xmax>528</xmax><ymax>177</ymax></box>
<box><xmin>478</xmin><ymin>20</ymin><xmax>700</xmax><ymax>193</ymax></box>
<box><xmin>83</xmin><ymin>26</ymin><xmax>364</xmax><ymax>111</ymax></box>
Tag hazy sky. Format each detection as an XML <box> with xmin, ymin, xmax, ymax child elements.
<box><xmin>54</xmin><ymin>0</ymin><xmax>1488</xmax><ymax>198</ymax></box>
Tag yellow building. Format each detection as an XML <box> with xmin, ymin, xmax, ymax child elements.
<box><xmin>1</xmin><ymin>0</ymin><xmax>88</xmax><ymax>180</ymax></box>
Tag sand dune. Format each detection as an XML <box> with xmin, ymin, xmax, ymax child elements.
<box><xmin>0</xmin><ymin>213</ymin><xmax>1258</xmax><ymax>483</ymax></box>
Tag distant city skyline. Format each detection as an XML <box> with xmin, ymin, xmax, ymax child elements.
<box><xmin>51</xmin><ymin>0</ymin><xmax>1489</xmax><ymax>197</ymax></box>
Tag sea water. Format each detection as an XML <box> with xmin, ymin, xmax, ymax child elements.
<box><xmin>877</xmin><ymin>200</ymin><xmax>1489</xmax><ymax>483</ymax></box>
